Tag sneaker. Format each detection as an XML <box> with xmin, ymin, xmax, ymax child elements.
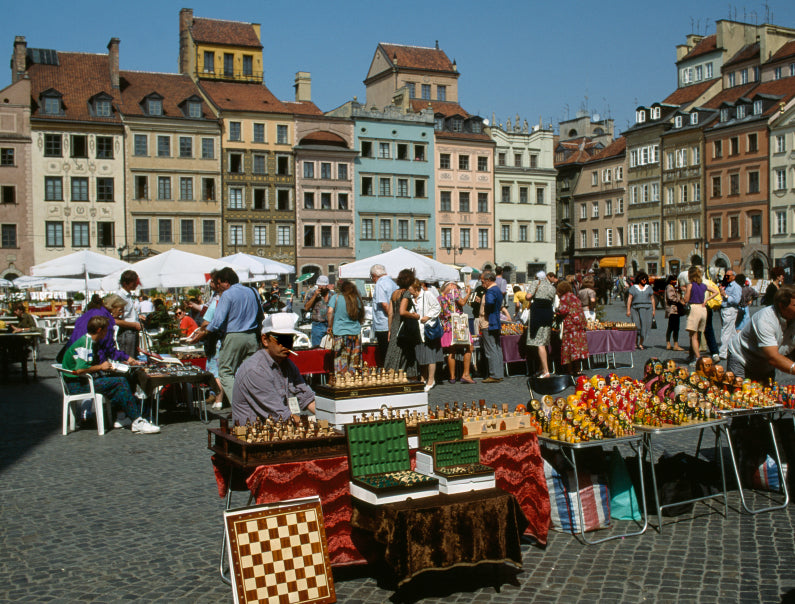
<box><xmin>424</xmin><ymin>382</ymin><xmax>435</xmax><ymax>392</ymax></box>
<box><xmin>712</xmin><ymin>354</ymin><xmax>721</xmax><ymax>363</ymax></box>
<box><xmin>114</xmin><ymin>415</ymin><xmax>132</xmax><ymax>429</ymax></box>
<box><xmin>204</xmin><ymin>393</ymin><xmax>217</xmax><ymax>405</ymax></box>
<box><xmin>132</xmin><ymin>417</ymin><xmax>161</xmax><ymax>434</ymax></box>
<box><xmin>212</xmin><ymin>401</ymin><xmax>224</xmax><ymax>410</ymax></box>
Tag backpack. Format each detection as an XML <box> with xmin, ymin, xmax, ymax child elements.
<box><xmin>703</xmin><ymin>278</ymin><xmax>722</xmax><ymax>310</ymax></box>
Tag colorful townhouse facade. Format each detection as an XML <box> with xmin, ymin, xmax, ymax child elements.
<box><xmin>488</xmin><ymin>117</ymin><xmax>556</xmax><ymax>279</ymax></box>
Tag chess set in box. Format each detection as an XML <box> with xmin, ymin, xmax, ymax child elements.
<box><xmin>208</xmin><ymin>418</ymin><xmax>346</xmax><ymax>468</ymax></box>
<box><xmin>315</xmin><ymin>377</ymin><xmax>428</xmax><ymax>430</ymax></box>
<box><xmin>415</xmin><ymin>418</ymin><xmax>466</xmax><ymax>475</ymax></box>
<box><xmin>346</xmin><ymin>418</ymin><xmax>438</xmax><ymax>505</ymax></box>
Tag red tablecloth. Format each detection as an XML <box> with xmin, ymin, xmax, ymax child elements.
<box><xmin>292</xmin><ymin>345</ymin><xmax>377</xmax><ymax>376</ymax></box>
<box><xmin>212</xmin><ymin>431</ymin><xmax>550</xmax><ymax>566</ymax></box>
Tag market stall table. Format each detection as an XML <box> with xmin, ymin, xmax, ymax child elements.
<box><xmin>548</xmin><ymin>329</ymin><xmax>637</xmax><ymax>372</ymax></box>
<box><xmin>292</xmin><ymin>345</ymin><xmax>378</xmax><ymax>379</ymax></box>
<box><xmin>636</xmin><ymin>418</ymin><xmax>728</xmax><ymax>532</ymax></box>
<box><xmin>716</xmin><ymin>406</ymin><xmax>789</xmax><ymax>514</ymax></box>
<box><xmin>500</xmin><ymin>334</ymin><xmax>526</xmax><ymax>376</ymax></box>
<box><xmin>211</xmin><ymin>429</ymin><xmax>550</xmax><ymax>576</ymax></box>
<box><xmin>0</xmin><ymin>331</ymin><xmax>39</xmax><ymax>381</ymax></box>
<box><xmin>350</xmin><ymin>487</ymin><xmax>527</xmax><ymax>587</ymax></box>
<box><xmin>134</xmin><ymin>364</ymin><xmax>214</xmax><ymax>425</ymax></box>
<box><xmin>538</xmin><ymin>433</ymin><xmax>648</xmax><ymax>544</ymax></box>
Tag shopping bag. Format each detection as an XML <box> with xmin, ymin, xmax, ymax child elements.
<box><xmin>451</xmin><ymin>313</ymin><xmax>471</xmax><ymax>346</ymax></box>
<box><xmin>752</xmin><ymin>455</ymin><xmax>788</xmax><ymax>492</ymax></box>
<box><xmin>607</xmin><ymin>446</ymin><xmax>641</xmax><ymax>521</ymax></box>
<box><xmin>544</xmin><ymin>455</ymin><xmax>611</xmax><ymax>533</ymax></box>
<box><xmin>319</xmin><ymin>334</ymin><xmax>333</xmax><ymax>350</ymax></box>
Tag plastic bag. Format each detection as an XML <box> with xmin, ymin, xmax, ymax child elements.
<box><xmin>607</xmin><ymin>446</ymin><xmax>641</xmax><ymax>521</ymax></box>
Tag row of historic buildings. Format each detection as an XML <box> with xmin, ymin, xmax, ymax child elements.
<box><xmin>557</xmin><ymin>19</ymin><xmax>795</xmax><ymax>280</ymax></box>
<box><xmin>3</xmin><ymin>11</ymin><xmax>795</xmax><ymax>282</ymax></box>
<box><xmin>0</xmin><ymin>8</ymin><xmax>555</xmax><ymax>283</ymax></box>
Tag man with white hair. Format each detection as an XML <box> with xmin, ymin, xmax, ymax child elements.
<box><xmin>232</xmin><ymin>313</ymin><xmax>316</xmax><ymax>424</ymax></box>
<box><xmin>370</xmin><ymin>263</ymin><xmax>397</xmax><ymax>366</ymax></box>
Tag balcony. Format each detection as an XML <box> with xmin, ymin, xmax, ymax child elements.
<box><xmin>200</xmin><ymin>69</ymin><xmax>263</xmax><ymax>83</ymax></box>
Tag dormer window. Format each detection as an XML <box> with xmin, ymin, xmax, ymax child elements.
<box><xmin>736</xmin><ymin>105</ymin><xmax>746</xmax><ymax>119</ymax></box>
<box><xmin>690</xmin><ymin>113</ymin><xmax>698</xmax><ymax>125</ymax></box>
<box><xmin>41</xmin><ymin>90</ymin><xmax>63</xmax><ymax>115</ymax></box>
<box><xmin>636</xmin><ymin>110</ymin><xmax>646</xmax><ymax>124</ymax></box>
<box><xmin>90</xmin><ymin>92</ymin><xmax>113</xmax><ymax>117</ymax></box>
<box><xmin>434</xmin><ymin>116</ymin><xmax>444</xmax><ymax>131</ymax></box>
<box><xmin>674</xmin><ymin>116</ymin><xmax>683</xmax><ymax>128</ymax></box>
<box><xmin>451</xmin><ymin>117</ymin><xmax>463</xmax><ymax>132</ymax></box>
<box><xmin>143</xmin><ymin>94</ymin><xmax>164</xmax><ymax>116</ymax></box>
<box><xmin>188</xmin><ymin>101</ymin><xmax>202</xmax><ymax>118</ymax></box>
<box><xmin>720</xmin><ymin>108</ymin><xmax>729</xmax><ymax>122</ymax></box>
<box><xmin>753</xmin><ymin>100</ymin><xmax>763</xmax><ymax>115</ymax></box>
<box><xmin>470</xmin><ymin>120</ymin><xmax>482</xmax><ymax>134</ymax></box>
<box><xmin>651</xmin><ymin>107</ymin><xmax>661</xmax><ymax>119</ymax></box>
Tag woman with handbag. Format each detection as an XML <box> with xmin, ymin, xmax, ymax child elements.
<box><xmin>326</xmin><ymin>279</ymin><xmax>365</xmax><ymax>374</ymax></box>
<box><xmin>626</xmin><ymin>271</ymin><xmax>655</xmax><ymax>350</ymax></box>
<box><xmin>525</xmin><ymin>271</ymin><xmax>556</xmax><ymax>378</ymax></box>
<box><xmin>664</xmin><ymin>274</ymin><xmax>685</xmax><ymax>351</ymax></box>
<box><xmin>410</xmin><ymin>280</ymin><xmax>443</xmax><ymax>391</ymax></box>
<box><xmin>384</xmin><ymin>269</ymin><xmax>419</xmax><ymax>378</ymax></box>
<box><xmin>438</xmin><ymin>281</ymin><xmax>475</xmax><ymax>384</ymax></box>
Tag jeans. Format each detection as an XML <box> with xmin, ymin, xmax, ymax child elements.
<box><xmin>481</xmin><ymin>329</ymin><xmax>504</xmax><ymax>379</ymax></box>
<box><xmin>310</xmin><ymin>321</ymin><xmax>328</xmax><ymax>348</ymax></box>
<box><xmin>69</xmin><ymin>376</ymin><xmax>141</xmax><ymax>419</ymax></box>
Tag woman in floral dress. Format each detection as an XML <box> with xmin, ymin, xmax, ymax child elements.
<box><xmin>556</xmin><ymin>280</ymin><xmax>589</xmax><ymax>374</ymax></box>
<box><xmin>327</xmin><ymin>279</ymin><xmax>364</xmax><ymax>373</ymax></box>
<box><xmin>437</xmin><ymin>281</ymin><xmax>475</xmax><ymax>384</ymax></box>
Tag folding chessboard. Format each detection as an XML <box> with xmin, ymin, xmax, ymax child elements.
<box><xmin>224</xmin><ymin>496</ymin><xmax>336</xmax><ymax>604</ymax></box>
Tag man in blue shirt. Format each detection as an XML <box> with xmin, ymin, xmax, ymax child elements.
<box><xmin>191</xmin><ymin>267</ymin><xmax>263</xmax><ymax>404</ymax></box>
<box><xmin>370</xmin><ymin>264</ymin><xmax>397</xmax><ymax>366</ymax></box>
<box><xmin>719</xmin><ymin>270</ymin><xmax>742</xmax><ymax>360</ymax></box>
<box><xmin>480</xmin><ymin>270</ymin><xmax>504</xmax><ymax>383</ymax></box>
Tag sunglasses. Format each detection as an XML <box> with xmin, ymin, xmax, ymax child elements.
<box><xmin>175</xmin><ymin>311</ymin><xmax>183</xmax><ymax>316</ymax></box>
<box><xmin>269</xmin><ymin>333</ymin><xmax>295</xmax><ymax>349</ymax></box>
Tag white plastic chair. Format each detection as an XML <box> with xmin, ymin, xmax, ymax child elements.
<box><xmin>53</xmin><ymin>363</ymin><xmax>110</xmax><ymax>435</ymax></box>
<box><xmin>39</xmin><ymin>317</ymin><xmax>61</xmax><ymax>344</ymax></box>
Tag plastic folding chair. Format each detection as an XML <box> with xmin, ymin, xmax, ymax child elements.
<box><xmin>53</xmin><ymin>363</ymin><xmax>111</xmax><ymax>435</ymax></box>
<box><xmin>527</xmin><ymin>374</ymin><xmax>575</xmax><ymax>400</ymax></box>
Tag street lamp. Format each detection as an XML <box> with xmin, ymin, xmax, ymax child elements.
<box><xmin>446</xmin><ymin>245</ymin><xmax>464</xmax><ymax>265</ymax></box>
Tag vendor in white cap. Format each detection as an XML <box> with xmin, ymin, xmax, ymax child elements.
<box><xmin>232</xmin><ymin>313</ymin><xmax>316</xmax><ymax>424</ymax></box>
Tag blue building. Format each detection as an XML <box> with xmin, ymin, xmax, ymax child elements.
<box><xmin>328</xmin><ymin>102</ymin><xmax>435</xmax><ymax>259</ymax></box>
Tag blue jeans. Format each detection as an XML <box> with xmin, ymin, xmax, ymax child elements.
<box><xmin>311</xmin><ymin>322</ymin><xmax>328</xmax><ymax>347</ymax></box>
<box><xmin>69</xmin><ymin>376</ymin><xmax>141</xmax><ymax>419</ymax></box>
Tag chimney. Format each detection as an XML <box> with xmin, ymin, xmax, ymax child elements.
<box><xmin>179</xmin><ymin>8</ymin><xmax>193</xmax><ymax>76</ymax></box>
<box><xmin>107</xmin><ymin>38</ymin><xmax>120</xmax><ymax>89</ymax></box>
<box><xmin>294</xmin><ymin>71</ymin><xmax>311</xmax><ymax>102</ymax></box>
<box><xmin>12</xmin><ymin>36</ymin><xmax>27</xmax><ymax>84</ymax></box>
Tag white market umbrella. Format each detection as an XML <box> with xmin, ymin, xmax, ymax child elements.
<box><xmin>100</xmin><ymin>248</ymin><xmax>250</xmax><ymax>290</ymax></box>
<box><xmin>219</xmin><ymin>253</ymin><xmax>295</xmax><ymax>276</ymax></box>
<box><xmin>31</xmin><ymin>250</ymin><xmax>130</xmax><ymax>296</ymax></box>
<box><xmin>338</xmin><ymin>247</ymin><xmax>460</xmax><ymax>282</ymax></box>
<box><xmin>14</xmin><ymin>276</ymin><xmax>104</xmax><ymax>291</ymax></box>
<box><xmin>0</xmin><ymin>278</ymin><xmax>13</xmax><ymax>287</ymax></box>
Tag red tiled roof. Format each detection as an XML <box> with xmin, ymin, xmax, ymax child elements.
<box><xmin>555</xmin><ymin>142</ymin><xmax>603</xmax><ymax>167</ymax></box>
<box><xmin>27</xmin><ymin>52</ymin><xmax>121</xmax><ymax>123</ymax></box>
<box><xmin>663</xmin><ymin>79</ymin><xmax>719</xmax><ymax>105</ymax></box>
<box><xmin>591</xmin><ymin>137</ymin><xmax>626</xmax><ymax>161</ymax></box>
<box><xmin>283</xmin><ymin>101</ymin><xmax>323</xmax><ymax>116</ymax></box>
<box><xmin>199</xmin><ymin>80</ymin><xmax>288</xmax><ymax>114</ymax></box>
<box><xmin>118</xmin><ymin>71</ymin><xmax>209</xmax><ymax>118</ymax></box>
<box><xmin>409</xmin><ymin>99</ymin><xmax>469</xmax><ymax>117</ymax></box>
<box><xmin>434</xmin><ymin>130</ymin><xmax>492</xmax><ymax>142</ymax></box>
<box><xmin>770</xmin><ymin>40</ymin><xmax>795</xmax><ymax>62</ymax></box>
<box><xmin>679</xmin><ymin>35</ymin><xmax>717</xmax><ymax>62</ymax></box>
<box><xmin>724</xmin><ymin>43</ymin><xmax>759</xmax><ymax>68</ymax></box>
<box><xmin>701</xmin><ymin>83</ymin><xmax>757</xmax><ymax>109</ymax></box>
<box><xmin>379</xmin><ymin>43</ymin><xmax>456</xmax><ymax>72</ymax></box>
<box><xmin>190</xmin><ymin>18</ymin><xmax>262</xmax><ymax>48</ymax></box>
<box><xmin>750</xmin><ymin>77</ymin><xmax>795</xmax><ymax>116</ymax></box>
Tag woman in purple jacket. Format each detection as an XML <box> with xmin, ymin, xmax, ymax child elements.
<box><xmin>68</xmin><ymin>294</ymin><xmax>137</xmax><ymax>365</ymax></box>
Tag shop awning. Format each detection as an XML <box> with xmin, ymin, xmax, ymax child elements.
<box><xmin>599</xmin><ymin>256</ymin><xmax>625</xmax><ymax>268</ymax></box>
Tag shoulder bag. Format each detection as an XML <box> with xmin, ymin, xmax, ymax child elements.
<box><xmin>423</xmin><ymin>293</ymin><xmax>443</xmax><ymax>341</ymax></box>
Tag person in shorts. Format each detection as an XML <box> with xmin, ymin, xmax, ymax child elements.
<box><xmin>683</xmin><ymin>266</ymin><xmax>719</xmax><ymax>364</ymax></box>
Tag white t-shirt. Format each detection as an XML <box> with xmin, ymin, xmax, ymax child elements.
<box><xmin>117</xmin><ymin>288</ymin><xmax>139</xmax><ymax>323</ymax></box>
<box><xmin>728</xmin><ymin>305</ymin><xmax>795</xmax><ymax>376</ymax></box>
<box><xmin>139</xmin><ymin>299</ymin><xmax>154</xmax><ymax>314</ymax></box>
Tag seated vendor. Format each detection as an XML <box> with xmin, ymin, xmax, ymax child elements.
<box><xmin>10</xmin><ymin>302</ymin><xmax>38</xmax><ymax>333</ymax></box>
<box><xmin>57</xmin><ymin>298</ymin><xmax>76</xmax><ymax>317</ymax></box>
<box><xmin>232</xmin><ymin>313</ymin><xmax>316</xmax><ymax>425</ymax></box>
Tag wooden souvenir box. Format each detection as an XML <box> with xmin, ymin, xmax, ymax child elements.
<box><xmin>426</xmin><ymin>439</ymin><xmax>496</xmax><ymax>495</ymax></box>
<box><xmin>208</xmin><ymin>426</ymin><xmax>347</xmax><ymax>468</ymax></box>
<box><xmin>315</xmin><ymin>382</ymin><xmax>429</xmax><ymax>430</ymax></box>
<box><xmin>415</xmin><ymin>418</ymin><xmax>464</xmax><ymax>475</ymax></box>
<box><xmin>346</xmin><ymin>418</ymin><xmax>438</xmax><ymax>505</ymax></box>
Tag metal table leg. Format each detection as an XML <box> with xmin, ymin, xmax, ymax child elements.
<box><xmin>219</xmin><ymin>465</ymin><xmax>254</xmax><ymax>584</ymax></box>
<box><xmin>561</xmin><ymin>441</ymin><xmax>648</xmax><ymax>544</ymax></box>
<box><xmin>645</xmin><ymin>425</ymin><xmax>728</xmax><ymax>533</ymax></box>
<box><xmin>721</xmin><ymin>417</ymin><xmax>790</xmax><ymax>514</ymax></box>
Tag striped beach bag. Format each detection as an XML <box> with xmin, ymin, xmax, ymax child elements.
<box><xmin>544</xmin><ymin>456</ymin><xmax>611</xmax><ymax>533</ymax></box>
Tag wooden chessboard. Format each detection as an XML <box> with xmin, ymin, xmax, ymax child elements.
<box><xmin>225</xmin><ymin>497</ymin><xmax>336</xmax><ymax>604</ymax></box>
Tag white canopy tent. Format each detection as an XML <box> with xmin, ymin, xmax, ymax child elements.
<box><xmin>219</xmin><ymin>253</ymin><xmax>294</xmax><ymax>276</ymax></box>
<box><xmin>100</xmin><ymin>249</ymin><xmax>250</xmax><ymax>290</ymax></box>
<box><xmin>338</xmin><ymin>247</ymin><xmax>460</xmax><ymax>282</ymax></box>
<box><xmin>30</xmin><ymin>250</ymin><xmax>130</xmax><ymax>295</ymax></box>
<box><xmin>14</xmin><ymin>276</ymin><xmax>105</xmax><ymax>291</ymax></box>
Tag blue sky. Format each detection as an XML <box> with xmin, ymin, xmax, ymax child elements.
<box><xmin>3</xmin><ymin>0</ymin><xmax>795</xmax><ymax>136</ymax></box>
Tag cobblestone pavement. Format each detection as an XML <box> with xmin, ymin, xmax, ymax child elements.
<box><xmin>2</xmin><ymin>300</ymin><xmax>795</xmax><ymax>602</ymax></box>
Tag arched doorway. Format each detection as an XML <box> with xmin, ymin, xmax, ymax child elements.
<box><xmin>749</xmin><ymin>257</ymin><xmax>764</xmax><ymax>279</ymax></box>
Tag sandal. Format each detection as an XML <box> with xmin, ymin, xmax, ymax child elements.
<box><xmin>538</xmin><ymin>372</ymin><xmax>551</xmax><ymax>379</ymax></box>
<box><xmin>637</xmin><ymin>344</ymin><xmax>645</xmax><ymax>350</ymax></box>
<box><xmin>460</xmin><ymin>376</ymin><xmax>476</xmax><ymax>384</ymax></box>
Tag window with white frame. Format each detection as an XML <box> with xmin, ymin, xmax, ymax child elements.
<box><xmin>253</xmin><ymin>225</ymin><xmax>267</xmax><ymax>245</ymax></box>
<box><xmin>592</xmin><ymin>229</ymin><xmax>599</xmax><ymax>247</ymax></box>
<box><xmin>180</xmin><ymin>220</ymin><xmax>194</xmax><ymax>244</ymax></box>
<box><xmin>775</xmin><ymin>168</ymin><xmax>787</xmax><ymax>191</ymax></box>
<box><xmin>591</xmin><ymin>171</ymin><xmax>598</xmax><ymax>186</ymax></box>
<box><xmin>440</xmin><ymin>227</ymin><xmax>452</xmax><ymax>248</ymax></box>
<box><xmin>277</xmin><ymin>225</ymin><xmax>291</xmax><ymax>245</ymax></box>
<box><xmin>228</xmin><ymin>187</ymin><xmax>244</xmax><ymax>209</ymax></box>
<box><xmin>651</xmin><ymin>221</ymin><xmax>658</xmax><ymax>244</ymax></box>
<box><xmin>706</xmin><ymin>63</ymin><xmax>713</xmax><ymax>78</ymax></box>
<box><xmin>641</xmin><ymin>184</ymin><xmax>649</xmax><ymax>203</ymax></box>
<box><xmin>378</xmin><ymin>142</ymin><xmax>390</xmax><ymax>159</ymax></box>
<box><xmin>617</xmin><ymin>227</ymin><xmax>624</xmax><ymax>245</ymax></box>
<box><xmin>776</xmin><ymin>135</ymin><xmax>786</xmax><ymax>153</ymax></box>
<box><xmin>603</xmin><ymin>169</ymin><xmax>611</xmax><ymax>183</ymax></box>
<box><xmin>690</xmin><ymin>113</ymin><xmax>699</xmax><ymax>125</ymax></box>
<box><xmin>776</xmin><ymin>210</ymin><xmax>787</xmax><ymax>235</ymax></box>
<box><xmin>692</xmin><ymin>146</ymin><xmax>700</xmax><ymax>164</ymax></box>
<box><xmin>606</xmin><ymin>228</ymin><xmax>613</xmax><ymax>247</ymax></box>
<box><xmin>580</xmin><ymin>231</ymin><xmax>587</xmax><ymax>248</ymax></box>
<box><xmin>580</xmin><ymin>203</ymin><xmax>587</xmax><ymax>219</ymax></box>
<box><xmin>652</xmin><ymin>183</ymin><xmax>659</xmax><ymax>202</ymax></box>
<box><xmin>592</xmin><ymin>201</ymin><xmax>599</xmax><ymax>218</ymax></box>
<box><xmin>693</xmin><ymin>218</ymin><xmax>700</xmax><ymax>239</ymax></box>
<box><xmin>229</xmin><ymin>224</ymin><xmax>244</xmax><ymax>246</ymax></box>
<box><xmin>616</xmin><ymin>198</ymin><xmax>624</xmax><ymax>214</ymax></box>
<box><xmin>379</xmin><ymin>219</ymin><xmax>391</xmax><ymax>240</ymax></box>
<box><xmin>667</xmin><ymin>221</ymin><xmax>675</xmax><ymax>241</ymax></box>
<box><xmin>361</xmin><ymin>219</ymin><xmax>374</xmax><ymax>240</ymax></box>
<box><xmin>500</xmin><ymin>224</ymin><xmax>511</xmax><ymax>241</ymax></box>
<box><xmin>675</xmin><ymin>116</ymin><xmax>683</xmax><ymax>128</ymax></box>
<box><xmin>676</xmin><ymin>149</ymin><xmax>687</xmax><ymax>167</ymax></box>
<box><xmin>695</xmin><ymin>65</ymin><xmax>703</xmax><ymax>81</ymax></box>
<box><xmin>605</xmin><ymin>199</ymin><xmax>612</xmax><ymax>215</ymax></box>
<box><xmin>666</xmin><ymin>187</ymin><xmax>674</xmax><ymax>205</ymax></box>
<box><xmin>680</xmin><ymin>219</ymin><xmax>688</xmax><ymax>240</ymax></box>
<box><xmin>519</xmin><ymin>225</ymin><xmax>528</xmax><ymax>241</ymax></box>
<box><xmin>478</xmin><ymin>229</ymin><xmax>489</xmax><ymax>249</ymax></box>
<box><xmin>615</xmin><ymin>166</ymin><xmax>623</xmax><ymax>181</ymax></box>
<box><xmin>253</xmin><ymin>123</ymin><xmax>265</xmax><ymax>143</ymax></box>
<box><xmin>666</xmin><ymin>151</ymin><xmax>674</xmax><ymax>170</ymax></box>
<box><xmin>693</xmin><ymin>182</ymin><xmax>701</xmax><ymax>201</ymax></box>
<box><xmin>535</xmin><ymin>225</ymin><xmax>545</xmax><ymax>242</ymax></box>
<box><xmin>460</xmin><ymin>228</ymin><xmax>471</xmax><ymax>249</ymax></box>
<box><xmin>679</xmin><ymin>184</ymin><xmax>688</xmax><ymax>203</ymax></box>
<box><xmin>630</xmin><ymin>186</ymin><xmax>638</xmax><ymax>204</ymax></box>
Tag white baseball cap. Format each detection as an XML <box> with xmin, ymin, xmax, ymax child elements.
<box><xmin>316</xmin><ymin>275</ymin><xmax>329</xmax><ymax>286</ymax></box>
<box><xmin>261</xmin><ymin>312</ymin><xmax>303</xmax><ymax>336</ymax></box>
